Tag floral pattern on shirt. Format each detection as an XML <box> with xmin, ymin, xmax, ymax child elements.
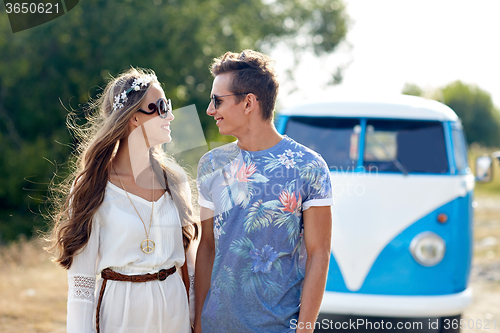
<box><xmin>197</xmin><ymin>136</ymin><xmax>333</xmax><ymax>333</ymax></box>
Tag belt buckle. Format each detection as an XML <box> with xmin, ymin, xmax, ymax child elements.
<box><xmin>157</xmin><ymin>269</ymin><xmax>167</xmax><ymax>281</ymax></box>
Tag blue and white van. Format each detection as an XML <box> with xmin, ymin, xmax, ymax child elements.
<box><xmin>277</xmin><ymin>95</ymin><xmax>476</xmax><ymax>332</ymax></box>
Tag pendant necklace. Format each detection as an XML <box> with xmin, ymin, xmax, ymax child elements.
<box><xmin>112</xmin><ymin>164</ymin><xmax>156</xmax><ymax>254</ymax></box>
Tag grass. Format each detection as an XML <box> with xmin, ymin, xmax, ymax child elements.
<box><xmin>0</xmin><ymin>237</ymin><xmax>67</xmax><ymax>332</ymax></box>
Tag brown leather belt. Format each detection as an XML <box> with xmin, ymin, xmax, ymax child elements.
<box><xmin>96</xmin><ymin>267</ymin><xmax>177</xmax><ymax>333</ymax></box>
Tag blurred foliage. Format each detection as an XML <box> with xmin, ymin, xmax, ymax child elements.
<box><xmin>0</xmin><ymin>0</ymin><xmax>349</xmax><ymax>242</ymax></box>
<box><xmin>402</xmin><ymin>81</ymin><xmax>500</xmax><ymax>147</ymax></box>
<box><xmin>441</xmin><ymin>82</ymin><xmax>500</xmax><ymax>147</ymax></box>
<box><xmin>401</xmin><ymin>83</ymin><xmax>422</xmax><ymax>98</ymax></box>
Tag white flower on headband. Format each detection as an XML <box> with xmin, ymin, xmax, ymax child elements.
<box><xmin>112</xmin><ymin>74</ymin><xmax>157</xmax><ymax>112</ymax></box>
<box><xmin>120</xmin><ymin>91</ymin><xmax>128</xmax><ymax>103</ymax></box>
<box><xmin>113</xmin><ymin>102</ymin><xmax>124</xmax><ymax>110</ymax></box>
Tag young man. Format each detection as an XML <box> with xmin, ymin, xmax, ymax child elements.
<box><xmin>194</xmin><ymin>50</ymin><xmax>333</xmax><ymax>333</ymax></box>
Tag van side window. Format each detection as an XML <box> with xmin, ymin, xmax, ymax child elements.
<box><xmin>285</xmin><ymin>117</ymin><xmax>360</xmax><ymax>171</ymax></box>
<box><xmin>364</xmin><ymin>120</ymin><xmax>448</xmax><ymax>174</ymax></box>
<box><xmin>451</xmin><ymin>125</ymin><xmax>469</xmax><ymax>174</ymax></box>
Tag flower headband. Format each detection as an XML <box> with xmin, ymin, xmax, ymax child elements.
<box><xmin>112</xmin><ymin>74</ymin><xmax>157</xmax><ymax>112</ymax></box>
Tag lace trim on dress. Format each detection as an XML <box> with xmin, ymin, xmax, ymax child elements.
<box><xmin>68</xmin><ymin>275</ymin><xmax>95</xmax><ymax>302</ymax></box>
<box><xmin>189</xmin><ymin>274</ymin><xmax>195</xmax><ymax>296</ymax></box>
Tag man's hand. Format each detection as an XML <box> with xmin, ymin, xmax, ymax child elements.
<box><xmin>193</xmin><ymin>207</ymin><xmax>216</xmax><ymax>333</ymax></box>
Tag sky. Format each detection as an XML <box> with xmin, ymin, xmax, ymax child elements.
<box><xmin>274</xmin><ymin>0</ymin><xmax>500</xmax><ymax>110</ymax></box>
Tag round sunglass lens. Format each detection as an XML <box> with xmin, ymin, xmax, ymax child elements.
<box><xmin>158</xmin><ymin>100</ymin><xmax>168</xmax><ymax>118</ymax></box>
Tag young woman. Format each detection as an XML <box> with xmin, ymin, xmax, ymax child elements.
<box><xmin>47</xmin><ymin>68</ymin><xmax>198</xmax><ymax>332</ymax></box>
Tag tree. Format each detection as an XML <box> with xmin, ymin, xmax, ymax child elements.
<box><xmin>402</xmin><ymin>81</ymin><xmax>500</xmax><ymax>147</ymax></box>
<box><xmin>0</xmin><ymin>0</ymin><xmax>349</xmax><ymax>241</ymax></box>
<box><xmin>401</xmin><ymin>83</ymin><xmax>423</xmax><ymax>97</ymax></box>
<box><xmin>441</xmin><ymin>82</ymin><xmax>500</xmax><ymax>146</ymax></box>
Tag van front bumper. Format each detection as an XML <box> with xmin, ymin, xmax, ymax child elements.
<box><xmin>320</xmin><ymin>288</ymin><xmax>472</xmax><ymax>317</ymax></box>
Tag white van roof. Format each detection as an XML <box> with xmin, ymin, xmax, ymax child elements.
<box><xmin>278</xmin><ymin>95</ymin><xmax>459</xmax><ymax>121</ymax></box>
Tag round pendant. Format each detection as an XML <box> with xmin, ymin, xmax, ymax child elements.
<box><xmin>141</xmin><ymin>238</ymin><xmax>155</xmax><ymax>254</ymax></box>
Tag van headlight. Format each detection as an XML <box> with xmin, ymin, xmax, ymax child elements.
<box><xmin>409</xmin><ymin>232</ymin><xmax>446</xmax><ymax>266</ymax></box>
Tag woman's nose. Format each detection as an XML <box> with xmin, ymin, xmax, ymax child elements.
<box><xmin>166</xmin><ymin>109</ymin><xmax>174</xmax><ymax>121</ymax></box>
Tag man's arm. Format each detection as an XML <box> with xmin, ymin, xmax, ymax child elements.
<box><xmin>297</xmin><ymin>205</ymin><xmax>332</xmax><ymax>333</ymax></box>
<box><xmin>194</xmin><ymin>207</ymin><xmax>215</xmax><ymax>333</ymax></box>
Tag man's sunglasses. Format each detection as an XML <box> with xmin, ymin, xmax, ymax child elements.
<box><xmin>211</xmin><ymin>92</ymin><xmax>254</xmax><ymax>109</ymax></box>
<box><xmin>138</xmin><ymin>98</ymin><xmax>171</xmax><ymax>118</ymax></box>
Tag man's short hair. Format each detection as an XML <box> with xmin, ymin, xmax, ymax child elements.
<box><xmin>210</xmin><ymin>49</ymin><xmax>279</xmax><ymax>121</ymax></box>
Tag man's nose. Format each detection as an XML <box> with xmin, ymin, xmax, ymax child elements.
<box><xmin>207</xmin><ymin>101</ymin><xmax>216</xmax><ymax>116</ymax></box>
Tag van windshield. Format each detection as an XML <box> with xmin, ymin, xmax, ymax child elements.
<box><xmin>284</xmin><ymin>117</ymin><xmax>360</xmax><ymax>170</ymax></box>
<box><xmin>364</xmin><ymin>119</ymin><xmax>448</xmax><ymax>174</ymax></box>
<box><xmin>284</xmin><ymin>117</ymin><xmax>449</xmax><ymax>174</ymax></box>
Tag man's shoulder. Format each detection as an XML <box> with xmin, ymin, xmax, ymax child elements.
<box><xmin>199</xmin><ymin>141</ymin><xmax>240</xmax><ymax>172</ymax></box>
<box><xmin>210</xmin><ymin>141</ymin><xmax>239</xmax><ymax>154</ymax></box>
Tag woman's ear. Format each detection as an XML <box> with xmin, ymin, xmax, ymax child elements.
<box><xmin>127</xmin><ymin>116</ymin><xmax>140</xmax><ymax>136</ymax></box>
<box><xmin>130</xmin><ymin>116</ymin><xmax>139</xmax><ymax>127</ymax></box>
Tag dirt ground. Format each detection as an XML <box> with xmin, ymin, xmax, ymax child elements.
<box><xmin>462</xmin><ymin>196</ymin><xmax>500</xmax><ymax>333</ymax></box>
<box><xmin>0</xmin><ymin>195</ymin><xmax>499</xmax><ymax>332</ymax></box>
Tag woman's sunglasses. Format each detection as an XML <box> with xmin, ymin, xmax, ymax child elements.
<box><xmin>138</xmin><ymin>98</ymin><xmax>171</xmax><ymax>118</ymax></box>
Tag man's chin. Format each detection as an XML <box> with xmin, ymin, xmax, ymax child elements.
<box><xmin>218</xmin><ymin>128</ymin><xmax>229</xmax><ymax>136</ymax></box>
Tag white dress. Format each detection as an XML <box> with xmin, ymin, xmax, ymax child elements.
<box><xmin>67</xmin><ymin>181</ymin><xmax>191</xmax><ymax>333</ymax></box>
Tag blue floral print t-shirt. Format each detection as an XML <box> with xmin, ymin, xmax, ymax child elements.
<box><xmin>197</xmin><ymin>136</ymin><xmax>333</xmax><ymax>333</ymax></box>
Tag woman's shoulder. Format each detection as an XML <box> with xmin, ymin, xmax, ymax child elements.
<box><xmin>100</xmin><ymin>180</ymin><xmax>125</xmax><ymax>205</ymax></box>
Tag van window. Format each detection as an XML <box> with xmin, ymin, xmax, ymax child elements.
<box><xmin>451</xmin><ymin>125</ymin><xmax>469</xmax><ymax>174</ymax></box>
<box><xmin>285</xmin><ymin>117</ymin><xmax>360</xmax><ymax>170</ymax></box>
<box><xmin>364</xmin><ymin>120</ymin><xmax>448</xmax><ymax>174</ymax></box>
<box><xmin>365</xmin><ymin>125</ymin><xmax>397</xmax><ymax>161</ymax></box>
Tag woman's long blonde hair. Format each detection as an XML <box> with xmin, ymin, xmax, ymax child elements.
<box><xmin>46</xmin><ymin>68</ymin><xmax>198</xmax><ymax>269</ymax></box>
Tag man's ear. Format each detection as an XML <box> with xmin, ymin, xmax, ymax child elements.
<box><xmin>243</xmin><ymin>94</ymin><xmax>258</xmax><ymax>115</ymax></box>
